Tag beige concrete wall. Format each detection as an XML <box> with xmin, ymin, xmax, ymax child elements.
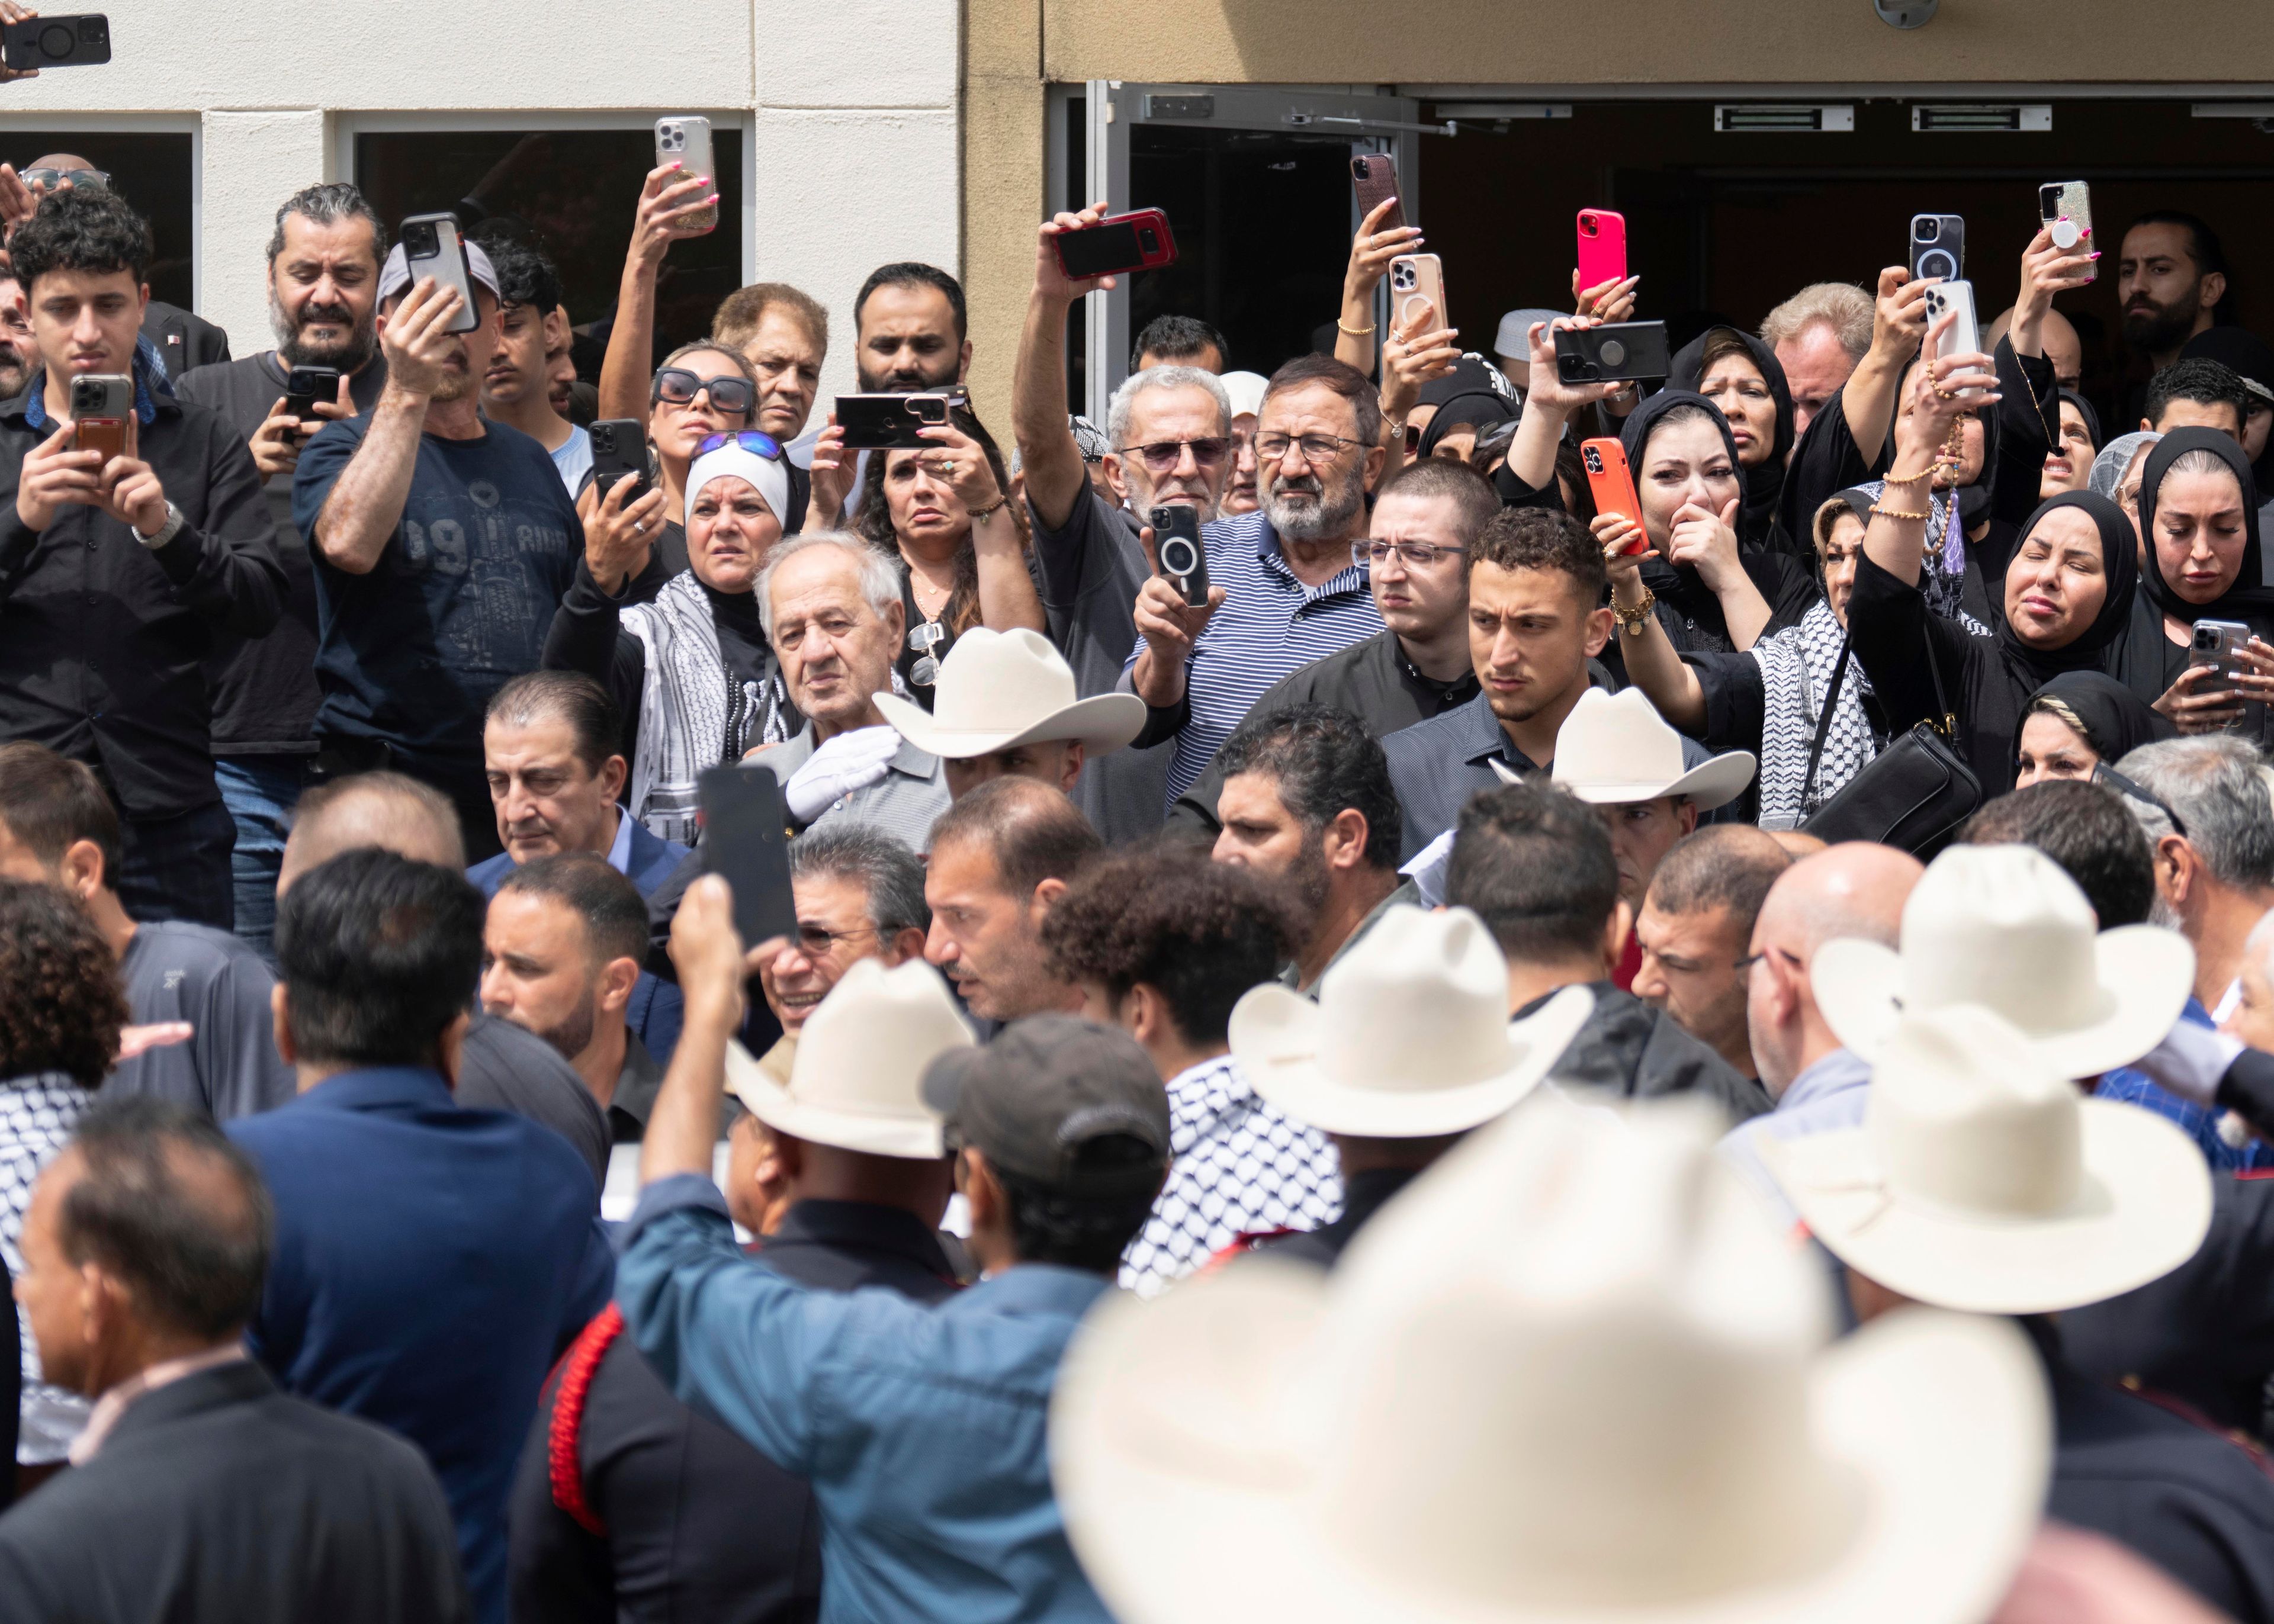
<box><xmin>960</xmin><ymin>0</ymin><xmax>2274</xmax><ymax>425</ymax></box>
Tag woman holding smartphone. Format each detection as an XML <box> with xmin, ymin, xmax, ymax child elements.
<box><xmin>852</xmin><ymin>404</ymin><xmax>1045</xmax><ymax>706</ymax></box>
<box><xmin>1669</xmin><ymin>327</ymin><xmax>1794</xmax><ymax>552</ymax></box>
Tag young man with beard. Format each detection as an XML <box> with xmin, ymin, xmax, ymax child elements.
<box><xmin>473</xmin><ymin>234</ymin><xmax>587</xmax><ymax>494</ymax></box>
<box><xmin>1207</xmin><ymin>703</ymin><xmax>1411</xmax><ymax>994</ymax></box>
<box><xmin>801</xmin><ymin>262</ymin><xmax>973</xmax><ymax>531</ymax></box>
<box><xmin>1016</xmin><ymin>203</ymin><xmax>1234</xmax><ymax>841</ymax></box>
<box><xmin>295</xmin><ymin>232</ymin><xmax>582</xmax><ymax>864</ymax></box>
<box><xmin>2120</xmin><ymin>213</ymin><xmax>2233</xmax><ymax>422</ymax></box>
<box><xmin>179</xmin><ymin>183</ymin><xmax>388</xmax><ymax>961</ymax></box>
<box><xmin>1126</xmin><ymin>353</ymin><xmax>1389</xmax><ymax>812</ymax></box>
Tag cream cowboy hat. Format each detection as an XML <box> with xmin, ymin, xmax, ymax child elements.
<box><xmin>872</xmin><ymin>628</ymin><xmax>1146</xmax><ymax>759</ymax></box>
<box><xmin>1230</xmin><ymin>905</ymin><xmax>1593</xmax><ymax>1137</ymax></box>
<box><xmin>1810</xmin><ymin>842</ymin><xmax>2193</xmax><ymax>1078</ymax></box>
<box><xmin>1766</xmin><ymin>1002</ymin><xmax>2211</xmax><ymax>1315</ymax></box>
<box><xmin>725</xmin><ymin>957</ymin><xmax>971</xmax><ymax>1158</ymax></box>
<box><xmin>1542</xmin><ymin>687</ymin><xmax>1756</xmax><ymax>809</ymax></box>
<box><xmin>1051</xmin><ymin>1098</ymin><xmax>2053</xmax><ymax>1624</ymax></box>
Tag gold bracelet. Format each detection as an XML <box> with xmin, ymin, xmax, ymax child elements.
<box><xmin>1870</xmin><ymin>502</ymin><xmax>1931</xmax><ymax>522</ymax></box>
<box><xmin>1612</xmin><ymin>586</ymin><xmax>1656</xmax><ymax>638</ymax></box>
<box><xmin>1336</xmin><ymin>316</ymin><xmax>1376</xmax><ymax>337</ymax></box>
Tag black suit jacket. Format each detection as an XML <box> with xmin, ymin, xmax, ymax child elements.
<box><xmin>0</xmin><ymin>1359</ymin><xmax>471</xmax><ymax>1623</ymax></box>
<box><xmin>141</xmin><ymin>298</ymin><xmax>230</xmax><ymax>381</ymax></box>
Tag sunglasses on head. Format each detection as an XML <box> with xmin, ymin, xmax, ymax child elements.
<box><xmin>695</xmin><ymin>430</ymin><xmax>785</xmax><ymax>461</ymax></box>
<box><xmin>21</xmin><ymin>166</ymin><xmax>106</xmax><ymax>192</ymax></box>
<box><xmin>653</xmin><ymin>367</ymin><xmax>755</xmax><ymax>417</ymax></box>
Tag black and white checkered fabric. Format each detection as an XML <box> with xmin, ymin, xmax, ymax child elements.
<box><xmin>0</xmin><ymin>1073</ymin><xmax>95</xmax><ymax>1464</ymax></box>
<box><xmin>1119</xmin><ymin>1055</ymin><xmax>1342</xmax><ymax>1296</ymax></box>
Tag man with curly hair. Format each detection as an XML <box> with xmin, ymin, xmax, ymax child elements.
<box><xmin>0</xmin><ymin>876</ymin><xmax>129</xmax><ymax>1474</ymax></box>
<box><xmin>1040</xmin><ymin>844</ymin><xmax>1340</xmax><ymax>1294</ymax></box>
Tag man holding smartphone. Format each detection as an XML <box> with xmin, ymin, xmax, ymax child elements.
<box><xmin>0</xmin><ymin>185</ymin><xmax>282</xmax><ymax>930</ymax></box>
<box><xmin>178</xmin><ymin>181</ymin><xmax>388</xmax><ymax>962</ymax></box>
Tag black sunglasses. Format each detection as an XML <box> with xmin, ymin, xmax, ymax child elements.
<box><xmin>653</xmin><ymin>367</ymin><xmax>755</xmax><ymax>417</ymax></box>
<box><xmin>2092</xmin><ymin>764</ymin><xmax>2189</xmax><ymax>841</ymax></box>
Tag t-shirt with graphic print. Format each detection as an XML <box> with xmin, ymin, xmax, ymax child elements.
<box><xmin>294</xmin><ymin>413</ymin><xmax>581</xmax><ymax>779</ymax></box>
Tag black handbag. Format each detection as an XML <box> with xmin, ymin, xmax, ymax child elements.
<box><xmin>1797</xmin><ymin>624</ymin><xmax>1982</xmax><ymax>856</ymax></box>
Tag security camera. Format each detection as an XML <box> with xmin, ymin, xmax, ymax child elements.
<box><xmin>1875</xmin><ymin>0</ymin><xmax>1937</xmax><ymax>25</ymax></box>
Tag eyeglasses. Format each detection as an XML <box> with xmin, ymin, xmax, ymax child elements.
<box><xmin>20</xmin><ymin>167</ymin><xmax>106</xmax><ymax>192</ymax></box>
<box><xmin>1255</xmin><ymin>431</ymin><xmax>1366</xmax><ymax>464</ymax></box>
<box><xmin>1115</xmin><ymin>436</ymin><xmax>1229</xmax><ymax>472</ymax></box>
<box><xmin>694</xmin><ymin>429</ymin><xmax>785</xmax><ymax>461</ymax></box>
<box><xmin>653</xmin><ymin>367</ymin><xmax>755</xmax><ymax>416</ymax></box>
<box><xmin>1353</xmin><ymin>539</ymin><xmax>1466</xmax><ymax>569</ymax></box>
<box><xmin>2092</xmin><ymin>764</ymin><xmax>2190</xmax><ymax>841</ymax></box>
<box><xmin>794</xmin><ymin>923</ymin><xmax>876</xmax><ymax>956</ymax></box>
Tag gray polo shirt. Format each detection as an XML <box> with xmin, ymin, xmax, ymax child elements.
<box><xmin>108</xmin><ymin>921</ymin><xmax>297</xmax><ymax>1120</ymax></box>
<box><xmin>754</xmin><ymin>724</ymin><xmax>951</xmax><ymax>852</ymax></box>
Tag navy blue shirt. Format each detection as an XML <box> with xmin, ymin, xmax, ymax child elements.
<box><xmin>229</xmin><ymin>1066</ymin><xmax>615</xmax><ymax>1624</ymax></box>
<box><xmin>294</xmin><ymin>415</ymin><xmax>579</xmax><ymax>777</ymax></box>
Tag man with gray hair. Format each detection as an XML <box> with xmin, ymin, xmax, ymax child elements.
<box><xmin>2113</xmin><ymin>735</ymin><xmax>2274</xmax><ymax>1018</ymax></box>
<box><xmin>1758</xmin><ymin>282</ymin><xmax>1872</xmax><ymax>440</ymax></box>
<box><xmin>1014</xmin><ymin>202</ymin><xmax>1235</xmax><ymax>841</ymax></box>
<box><xmin>180</xmin><ymin>182</ymin><xmax>392</xmax><ymax>959</ymax></box>
<box><xmin>749</xmin><ymin>824</ymin><xmax>932</xmax><ymax>1083</ymax></box>
<box><xmin>748</xmin><ymin>532</ymin><xmax>949</xmax><ymax>851</ymax></box>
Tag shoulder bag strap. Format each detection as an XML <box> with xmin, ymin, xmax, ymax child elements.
<box><xmin>1920</xmin><ymin>615</ymin><xmax>1960</xmax><ymax>742</ymax></box>
<box><xmin>1798</xmin><ymin>632</ymin><xmax>1854</xmax><ymax>811</ymax></box>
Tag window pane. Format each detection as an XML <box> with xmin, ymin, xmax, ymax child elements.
<box><xmin>354</xmin><ymin>127</ymin><xmax>744</xmax><ymax>377</ymax></box>
<box><xmin>0</xmin><ymin>131</ymin><xmax>194</xmax><ymax>310</ymax></box>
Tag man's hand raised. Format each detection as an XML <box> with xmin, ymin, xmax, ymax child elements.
<box><xmin>1035</xmin><ymin>201</ymin><xmax>1118</xmax><ymax>306</ymax></box>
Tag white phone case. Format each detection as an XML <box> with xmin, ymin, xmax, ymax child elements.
<box><xmin>654</xmin><ymin>116</ymin><xmax>718</xmax><ymax>234</ymax></box>
<box><xmin>1925</xmin><ymin>279</ymin><xmax>1982</xmax><ymax>397</ymax></box>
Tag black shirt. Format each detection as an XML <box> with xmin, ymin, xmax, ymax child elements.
<box><xmin>1516</xmin><ymin>982</ymin><xmax>1772</xmax><ymax>1125</ymax></box>
<box><xmin>508</xmin><ymin>1201</ymin><xmax>958</xmax><ymax>1624</ymax></box>
<box><xmin>1167</xmin><ymin>628</ymin><xmax>1482</xmax><ymax>838</ymax></box>
<box><xmin>177</xmin><ymin>351</ymin><xmax>389</xmax><ymax>755</ymax></box>
<box><xmin>0</xmin><ymin>369</ymin><xmax>284</xmax><ymax>819</ymax></box>
<box><xmin>1256</xmin><ymin>1166</ymin><xmax>1419</xmax><ymax>1268</ymax></box>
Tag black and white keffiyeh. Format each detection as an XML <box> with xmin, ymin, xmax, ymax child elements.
<box><xmin>1753</xmin><ymin>600</ymin><xmax>1871</xmax><ymax>831</ymax></box>
<box><xmin>1</xmin><ymin>1072</ymin><xmax>94</xmax><ymax>1463</ymax></box>
<box><xmin>620</xmin><ymin>572</ymin><xmax>792</xmax><ymax>844</ymax></box>
<box><xmin>1119</xmin><ymin>1054</ymin><xmax>1342</xmax><ymax>1296</ymax></box>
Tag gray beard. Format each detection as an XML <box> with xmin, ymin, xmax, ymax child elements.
<box><xmin>1267</xmin><ymin>474</ymin><xmax>1363</xmax><ymax>545</ymax></box>
<box><xmin>271</xmin><ymin>287</ymin><xmax>376</xmax><ymax>374</ymax></box>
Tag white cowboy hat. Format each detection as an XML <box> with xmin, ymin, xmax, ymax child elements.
<box><xmin>1545</xmin><ymin>687</ymin><xmax>1756</xmax><ymax>809</ymax></box>
<box><xmin>1051</xmin><ymin>1098</ymin><xmax>2052</xmax><ymax>1624</ymax></box>
<box><xmin>1810</xmin><ymin>842</ymin><xmax>2194</xmax><ymax>1078</ymax></box>
<box><xmin>1231</xmin><ymin>905</ymin><xmax>1593</xmax><ymax>1137</ymax></box>
<box><xmin>725</xmin><ymin>957</ymin><xmax>971</xmax><ymax>1158</ymax></box>
<box><xmin>1766</xmin><ymin>1002</ymin><xmax>2211</xmax><ymax>1315</ymax></box>
<box><xmin>872</xmin><ymin>628</ymin><xmax>1145</xmax><ymax>760</ymax></box>
<box><xmin>1219</xmin><ymin>369</ymin><xmax>1269</xmax><ymax>420</ymax></box>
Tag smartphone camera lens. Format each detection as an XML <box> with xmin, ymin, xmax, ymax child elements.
<box><xmin>403</xmin><ymin>223</ymin><xmax>436</xmax><ymax>256</ymax></box>
<box><xmin>1584</xmin><ymin>448</ymin><xmax>1603</xmax><ymax>474</ymax></box>
<box><xmin>1915</xmin><ymin>219</ymin><xmax>1938</xmax><ymax>243</ymax></box>
<box><xmin>1354</xmin><ymin>158</ymin><xmax>1370</xmax><ymax>178</ymax></box>
<box><xmin>79</xmin><ymin>17</ymin><xmax>104</xmax><ymax>41</ymax></box>
<box><xmin>1581</xmin><ymin>214</ymin><xmax>1598</xmax><ymax>237</ymax></box>
<box><xmin>1138</xmin><ymin>228</ymin><xmax>1158</xmax><ymax>251</ymax></box>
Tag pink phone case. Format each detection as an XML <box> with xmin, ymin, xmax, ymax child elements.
<box><xmin>1576</xmin><ymin>210</ymin><xmax>1628</xmax><ymax>292</ymax></box>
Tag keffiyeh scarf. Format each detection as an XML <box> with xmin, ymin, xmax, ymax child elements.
<box><xmin>1753</xmin><ymin>601</ymin><xmax>1872</xmax><ymax>830</ymax></box>
<box><xmin>619</xmin><ymin>572</ymin><xmax>791</xmax><ymax>844</ymax></box>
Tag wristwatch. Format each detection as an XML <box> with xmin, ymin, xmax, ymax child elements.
<box><xmin>134</xmin><ymin>500</ymin><xmax>184</xmax><ymax>550</ymax></box>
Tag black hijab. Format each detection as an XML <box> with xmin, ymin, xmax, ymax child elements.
<box><xmin>1668</xmin><ymin>327</ymin><xmax>1793</xmax><ymax>546</ymax></box>
<box><xmin>2013</xmin><ymin>670</ymin><xmax>2171</xmax><ymax>770</ymax></box>
<box><xmin>2059</xmin><ymin>389</ymin><xmax>2103</xmax><ymax>454</ymax></box>
<box><xmin>2136</xmin><ymin>426</ymin><xmax>2274</xmax><ymax>624</ymax></box>
<box><xmin>1997</xmin><ymin>490</ymin><xmax>2138</xmax><ymax>678</ymax></box>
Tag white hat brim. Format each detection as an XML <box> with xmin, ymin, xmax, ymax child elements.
<box><xmin>1556</xmin><ymin>750</ymin><xmax>1759</xmax><ymax>812</ymax></box>
<box><xmin>724</xmin><ymin>1040</ymin><xmax>945</xmax><ymax>1160</ymax></box>
<box><xmin>1812</xmin><ymin>925</ymin><xmax>2195</xmax><ymax>1078</ymax></box>
<box><xmin>1766</xmin><ymin>1099</ymin><xmax>2212</xmax><ymax>1315</ymax></box>
<box><xmin>872</xmin><ymin>688</ymin><xmax>1147</xmax><ymax>760</ymax></box>
<box><xmin>1232</xmin><ymin>985</ymin><xmax>1594</xmax><ymax>1139</ymax></box>
<box><xmin>1051</xmin><ymin>1271</ymin><xmax>2049</xmax><ymax>1624</ymax></box>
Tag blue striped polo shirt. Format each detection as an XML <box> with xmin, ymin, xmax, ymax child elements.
<box><xmin>1123</xmin><ymin>510</ymin><xmax>1384</xmax><ymax>807</ymax></box>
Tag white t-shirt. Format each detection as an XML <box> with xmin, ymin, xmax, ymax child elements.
<box><xmin>550</xmin><ymin>423</ymin><xmax>594</xmax><ymax>495</ymax></box>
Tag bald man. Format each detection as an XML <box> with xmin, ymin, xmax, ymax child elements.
<box><xmin>281</xmin><ymin>772</ymin><xmax>610</xmax><ymax>1194</ymax></box>
<box><xmin>1986</xmin><ymin>304</ymin><xmax>2084</xmax><ymax>394</ymax></box>
<box><xmin>1714</xmin><ymin>840</ymin><xmax>1924</xmax><ymax>1221</ymax></box>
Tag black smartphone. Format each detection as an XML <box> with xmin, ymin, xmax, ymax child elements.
<box><xmin>698</xmin><ymin>766</ymin><xmax>799</xmax><ymax>952</ymax></box>
<box><xmin>587</xmin><ymin>419</ymin><xmax>654</xmax><ymax>506</ymax></box>
<box><xmin>284</xmin><ymin>365</ymin><xmax>338</xmax><ymax>438</ymax></box>
<box><xmin>1149</xmin><ymin>506</ymin><xmax>1210</xmax><ymax>608</ymax></box>
<box><xmin>397</xmin><ymin>211</ymin><xmax>481</xmax><ymax>336</ymax></box>
<box><xmin>1909</xmin><ymin>214</ymin><xmax>1965</xmax><ymax>284</ymax></box>
<box><xmin>3</xmin><ymin>12</ymin><xmax>109</xmax><ymax>70</ymax></box>
<box><xmin>836</xmin><ymin>390</ymin><xmax>965</xmax><ymax>451</ymax></box>
<box><xmin>1553</xmin><ymin>321</ymin><xmax>1671</xmax><ymax>387</ymax></box>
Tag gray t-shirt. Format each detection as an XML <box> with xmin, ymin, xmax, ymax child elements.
<box><xmin>455</xmin><ymin>1014</ymin><xmax>609</xmax><ymax>1202</ymax></box>
<box><xmin>1027</xmin><ymin>486</ymin><xmax>1171</xmax><ymax>844</ymax></box>
<box><xmin>109</xmin><ymin>920</ymin><xmax>297</xmax><ymax>1120</ymax></box>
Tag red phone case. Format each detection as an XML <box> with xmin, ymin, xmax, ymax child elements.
<box><xmin>1053</xmin><ymin>209</ymin><xmax>1177</xmax><ymax>279</ymax></box>
<box><xmin>1581</xmin><ymin>438</ymin><xmax>1647</xmax><ymax>549</ymax></box>
<box><xmin>1576</xmin><ymin>210</ymin><xmax>1629</xmax><ymax>294</ymax></box>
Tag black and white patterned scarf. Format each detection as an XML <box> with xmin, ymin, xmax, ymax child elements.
<box><xmin>1753</xmin><ymin>600</ymin><xmax>1874</xmax><ymax>830</ymax></box>
<box><xmin>1</xmin><ymin>1072</ymin><xmax>93</xmax><ymax>1461</ymax></box>
<box><xmin>619</xmin><ymin>573</ymin><xmax>791</xmax><ymax>845</ymax></box>
<box><xmin>1119</xmin><ymin>1054</ymin><xmax>1342</xmax><ymax>1297</ymax></box>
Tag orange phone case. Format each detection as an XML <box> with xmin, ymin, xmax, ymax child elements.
<box><xmin>1389</xmin><ymin>253</ymin><xmax>1447</xmax><ymax>337</ymax></box>
<box><xmin>1581</xmin><ymin>438</ymin><xmax>1646</xmax><ymax>548</ymax></box>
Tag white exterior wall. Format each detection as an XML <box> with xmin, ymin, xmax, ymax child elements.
<box><xmin>0</xmin><ymin>0</ymin><xmax>960</xmax><ymax>403</ymax></box>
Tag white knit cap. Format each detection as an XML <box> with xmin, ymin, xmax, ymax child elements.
<box><xmin>688</xmin><ymin>436</ymin><xmax>790</xmax><ymax>525</ymax></box>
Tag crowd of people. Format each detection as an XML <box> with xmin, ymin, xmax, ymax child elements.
<box><xmin>0</xmin><ymin>108</ymin><xmax>2272</xmax><ymax>1622</ymax></box>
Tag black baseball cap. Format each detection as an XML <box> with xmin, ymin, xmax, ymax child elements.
<box><xmin>920</xmin><ymin>1015</ymin><xmax>1169</xmax><ymax>1198</ymax></box>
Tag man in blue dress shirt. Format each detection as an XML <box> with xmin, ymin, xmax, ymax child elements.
<box><xmin>230</xmin><ymin>847</ymin><xmax>615</xmax><ymax>1624</ymax></box>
